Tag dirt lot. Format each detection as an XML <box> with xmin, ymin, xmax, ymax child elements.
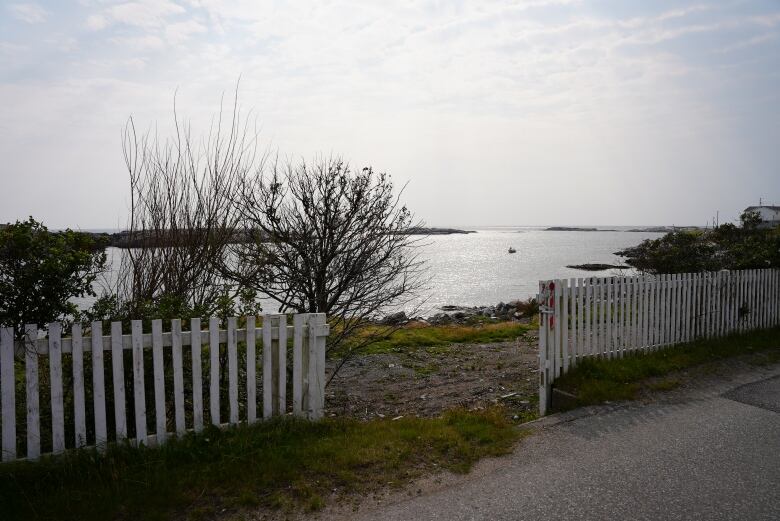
<box><xmin>325</xmin><ymin>329</ymin><xmax>540</xmax><ymax>422</ymax></box>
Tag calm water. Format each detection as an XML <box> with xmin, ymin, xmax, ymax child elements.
<box><xmin>410</xmin><ymin>227</ymin><xmax>662</xmax><ymax>314</ymax></box>
<box><xmin>90</xmin><ymin>227</ymin><xmax>662</xmax><ymax>315</ymax></box>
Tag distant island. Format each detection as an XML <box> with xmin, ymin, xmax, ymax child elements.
<box><xmin>547</xmin><ymin>226</ymin><xmax>700</xmax><ymax>233</ymax></box>
<box><xmin>545</xmin><ymin>226</ymin><xmax>616</xmax><ymax>232</ymax></box>
<box><xmin>625</xmin><ymin>226</ymin><xmax>700</xmax><ymax>233</ymax></box>
<box><xmin>403</xmin><ymin>227</ymin><xmax>477</xmax><ymax>235</ymax></box>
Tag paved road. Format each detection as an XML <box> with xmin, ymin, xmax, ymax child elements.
<box><xmin>346</xmin><ymin>365</ymin><xmax>780</xmax><ymax>521</ymax></box>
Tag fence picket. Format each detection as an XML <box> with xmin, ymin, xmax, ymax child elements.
<box><xmin>762</xmin><ymin>269</ymin><xmax>767</xmax><ymax>327</ymax></box>
<box><xmin>152</xmin><ymin>319</ymin><xmax>166</xmax><ymax>444</ymax></box>
<box><xmin>308</xmin><ymin>314</ymin><xmax>327</xmax><ymax>420</ymax></box>
<box><xmin>728</xmin><ymin>271</ymin><xmax>735</xmax><ymax>334</ymax></box>
<box><xmin>263</xmin><ymin>314</ymin><xmax>273</xmax><ymax>418</ymax></box>
<box><xmin>761</xmin><ymin>270</ymin><xmax>767</xmax><ymax>328</ymax></box>
<box><xmin>561</xmin><ymin>280</ymin><xmax>569</xmax><ymax>371</ymax></box>
<box><xmin>71</xmin><ymin>325</ymin><xmax>86</xmax><ymax>448</ymax></box>
<box><xmin>91</xmin><ymin>321</ymin><xmax>107</xmax><ymax>446</ymax></box>
<box><xmin>292</xmin><ymin>314</ymin><xmax>305</xmax><ymax>417</ymax></box>
<box><xmin>25</xmin><ymin>324</ymin><xmax>40</xmax><ymax>460</ymax></box>
<box><xmin>48</xmin><ymin>323</ymin><xmax>65</xmax><ymax>454</ymax></box>
<box><xmin>773</xmin><ymin>270</ymin><xmax>778</xmax><ymax>326</ymax></box>
<box><xmin>577</xmin><ymin>278</ymin><xmax>584</xmax><ymax>362</ymax></box>
<box><xmin>553</xmin><ymin>283</ymin><xmax>562</xmax><ymax>373</ymax></box>
<box><xmin>246</xmin><ymin>316</ymin><xmax>257</xmax><ymax>424</ymax></box>
<box><xmin>679</xmin><ymin>274</ymin><xmax>686</xmax><ymax>343</ymax></box>
<box><xmin>606</xmin><ymin>278</ymin><xmax>613</xmax><ymax>357</ymax></box>
<box><xmin>585</xmin><ymin>280</ymin><xmax>592</xmax><ymax>356</ymax></box>
<box><xmin>751</xmin><ymin>270</ymin><xmax>756</xmax><ymax>329</ymax></box>
<box><xmin>538</xmin><ymin>282</ymin><xmax>550</xmax><ymax>413</ymax></box>
<box><xmin>718</xmin><ymin>272</ymin><xmax>724</xmax><ymax>336</ymax></box>
<box><xmin>191</xmin><ymin>318</ymin><xmax>203</xmax><ymax>432</ymax></box>
<box><xmin>111</xmin><ymin>321</ymin><xmax>127</xmax><ymax>441</ymax></box>
<box><xmin>743</xmin><ymin>270</ymin><xmax>749</xmax><ymax>332</ymax></box>
<box><xmin>209</xmin><ymin>317</ymin><xmax>220</xmax><ymax>427</ymax></box>
<box><xmin>1</xmin><ymin>327</ymin><xmax>15</xmax><ymax>461</ymax></box>
<box><xmin>626</xmin><ymin>277</ymin><xmax>634</xmax><ymax>352</ymax></box>
<box><xmin>227</xmin><ymin>317</ymin><xmax>239</xmax><ymax>425</ymax></box>
<box><xmin>659</xmin><ymin>274</ymin><xmax>667</xmax><ymax>346</ymax></box>
<box><xmin>171</xmin><ymin>319</ymin><xmax>185</xmax><ymax>436</ymax></box>
<box><xmin>131</xmin><ymin>320</ymin><xmax>147</xmax><ymax>445</ymax></box>
<box><xmin>277</xmin><ymin>315</ymin><xmax>288</xmax><ymax>414</ymax></box>
<box><xmin>643</xmin><ymin>277</ymin><xmax>651</xmax><ymax>351</ymax></box>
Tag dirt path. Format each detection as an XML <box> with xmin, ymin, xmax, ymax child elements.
<box><xmin>325</xmin><ymin>330</ymin><xmax>540</xmax><ymax>422</ymax></box>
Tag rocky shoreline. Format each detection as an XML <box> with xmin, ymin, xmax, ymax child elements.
<box><xmin>382</xmin><ymin>299</ymin><xmax>537</xmax><ymax>326</ymax></box>
<box><xmin>566</xmin><ymin>263</ymin><xmax>630</xmax><ymax>271</ymax></box>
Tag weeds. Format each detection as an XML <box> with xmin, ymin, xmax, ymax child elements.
<box><xmin>344</xmin><ymin>321</ymin><xmax>530</xmax><ymax>356</ymax></box>
<box><xmin>554</xmin><ymin>327</ymin><xmax>780</xmax><ymax>408</ymax></box>
<box><xmin>0</xmin><ymin>408</ymin><xmax>521</xmax><ymax>521</ymax></box>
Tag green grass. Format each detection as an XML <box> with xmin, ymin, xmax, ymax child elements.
<box><xmin>350</xmin><ymin>321</ymin><xmax>532</xmax><ymax>355</ymax></box>
<box><xmin>0</xmin><ymin>408</ymin><xmax>522</xmax><ymax>521</ymax></box>
<box><xmin>554</xmin><ymin>327</ymin><xmax>780</xmax><ymax>408</ymax></box>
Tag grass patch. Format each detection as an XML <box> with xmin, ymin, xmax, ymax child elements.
<box><xmin>350</xmin><ymin>321</ymin><xmax>531</xmax><ymax>355</ymax></box>
<box><xmin>413</xmin><ymin>362</ymin><xmax>441</xmax><ymax>377</ymax></box>
<box><xmin>554</xmin><ymin>327</ymin><xmax>780</xmax><ymax>409</ymax></box>
<box><xmin>0</xmin><ymin>408</ymin><xmax>521</xmax><ymax>521</ymax></box>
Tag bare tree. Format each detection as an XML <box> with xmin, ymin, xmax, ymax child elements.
<box><xmin>225</xmin><ymin>156</ymin><xmax>427</xmax><ymax>378</ymax></box>
<box><xmin>102</xmin><ymin>89</ymin><xmax>263</xmax><ymax>321</ymax></box>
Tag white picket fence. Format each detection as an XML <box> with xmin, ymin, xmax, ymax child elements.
<box><xmin>0</xmin><ymin>313</ymin><xmax>329</xmax><ymax>463</ymax></box>
<box><xmin>538</xmin><ymin>268</ymin><xmax>780</xmax><ymax>414</ymax></box>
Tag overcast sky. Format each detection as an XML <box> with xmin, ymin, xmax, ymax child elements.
<box><xmin>1</xmin><ymin>0</ymin><xmax>779</xmax><ymax>229</ymax></box>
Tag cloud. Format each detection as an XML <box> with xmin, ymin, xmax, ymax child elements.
<box><xmin>86</xmin><ymin>0</ymin><xmax>186</xmax><ymax>30</ymax></box>
<box><xmin>86</xmin><ymin>14</ymin><xmax>108</xmax><ymax>30</ymax></box>
<box><xmin>718</xmin><ymin>32</ymin><xmax>778</xmax><ymax>53</ymax></box>
<box><xmin>8</xmin><ymin>3</ymin><xmax>49</xmax><ymax>24</ymax></box>
<box><xmin>165</xmin><ymin>20</ymin><xmax>207</xmax><ymax>45</ymax></box>
<box><xmin>109</xmin><ymin>35</ymin><xmax>165</xmax><ymax>51</ymax></box>
<box><xmin>2</xmin><ymin>0</ymin><xmax>779</xmax><ymax>228</ymax></box>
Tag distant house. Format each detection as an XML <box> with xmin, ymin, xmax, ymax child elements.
<box><xmin>744</xmin><ymin>205</ymin><xmax>780</xmax><ymax>228</ymax></box>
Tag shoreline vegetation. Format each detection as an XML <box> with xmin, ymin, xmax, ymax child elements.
<box><xmin>552</xmin><ymin>327</ymin><xmax>780</xmax><ymax>410</ymax></box>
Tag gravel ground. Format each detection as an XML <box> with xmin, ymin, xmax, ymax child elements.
<box><xmin>324</xmin><ymin>330</ymin><xmax>540</xmax><ymax>422</ymax></box>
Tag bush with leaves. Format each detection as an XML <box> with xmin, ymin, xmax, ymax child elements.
<box><xmin>617</xmin><ymin>210</ymin><xmax>780</xmax><ymax>274</ymax></box>
<box><xmin>0</xmin><ymin>218</ymin><xmax>107</xmax><ymax>336</ymax></box>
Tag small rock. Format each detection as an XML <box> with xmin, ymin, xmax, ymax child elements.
<box><xmin>381</xmin><ymin>311</ymin><xmax>408</xmax><ymax>325</ymax></box>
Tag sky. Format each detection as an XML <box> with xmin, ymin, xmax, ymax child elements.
<box><xmin>1</xmin><ymin>0</ymin><xmax>779</xmax><ymax>229</ymax></box>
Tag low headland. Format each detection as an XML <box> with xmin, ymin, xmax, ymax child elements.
<box><xmin>77</xmin><ymin>226</ymin><xmax>476</xmax><ymax>249</ymax></box>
